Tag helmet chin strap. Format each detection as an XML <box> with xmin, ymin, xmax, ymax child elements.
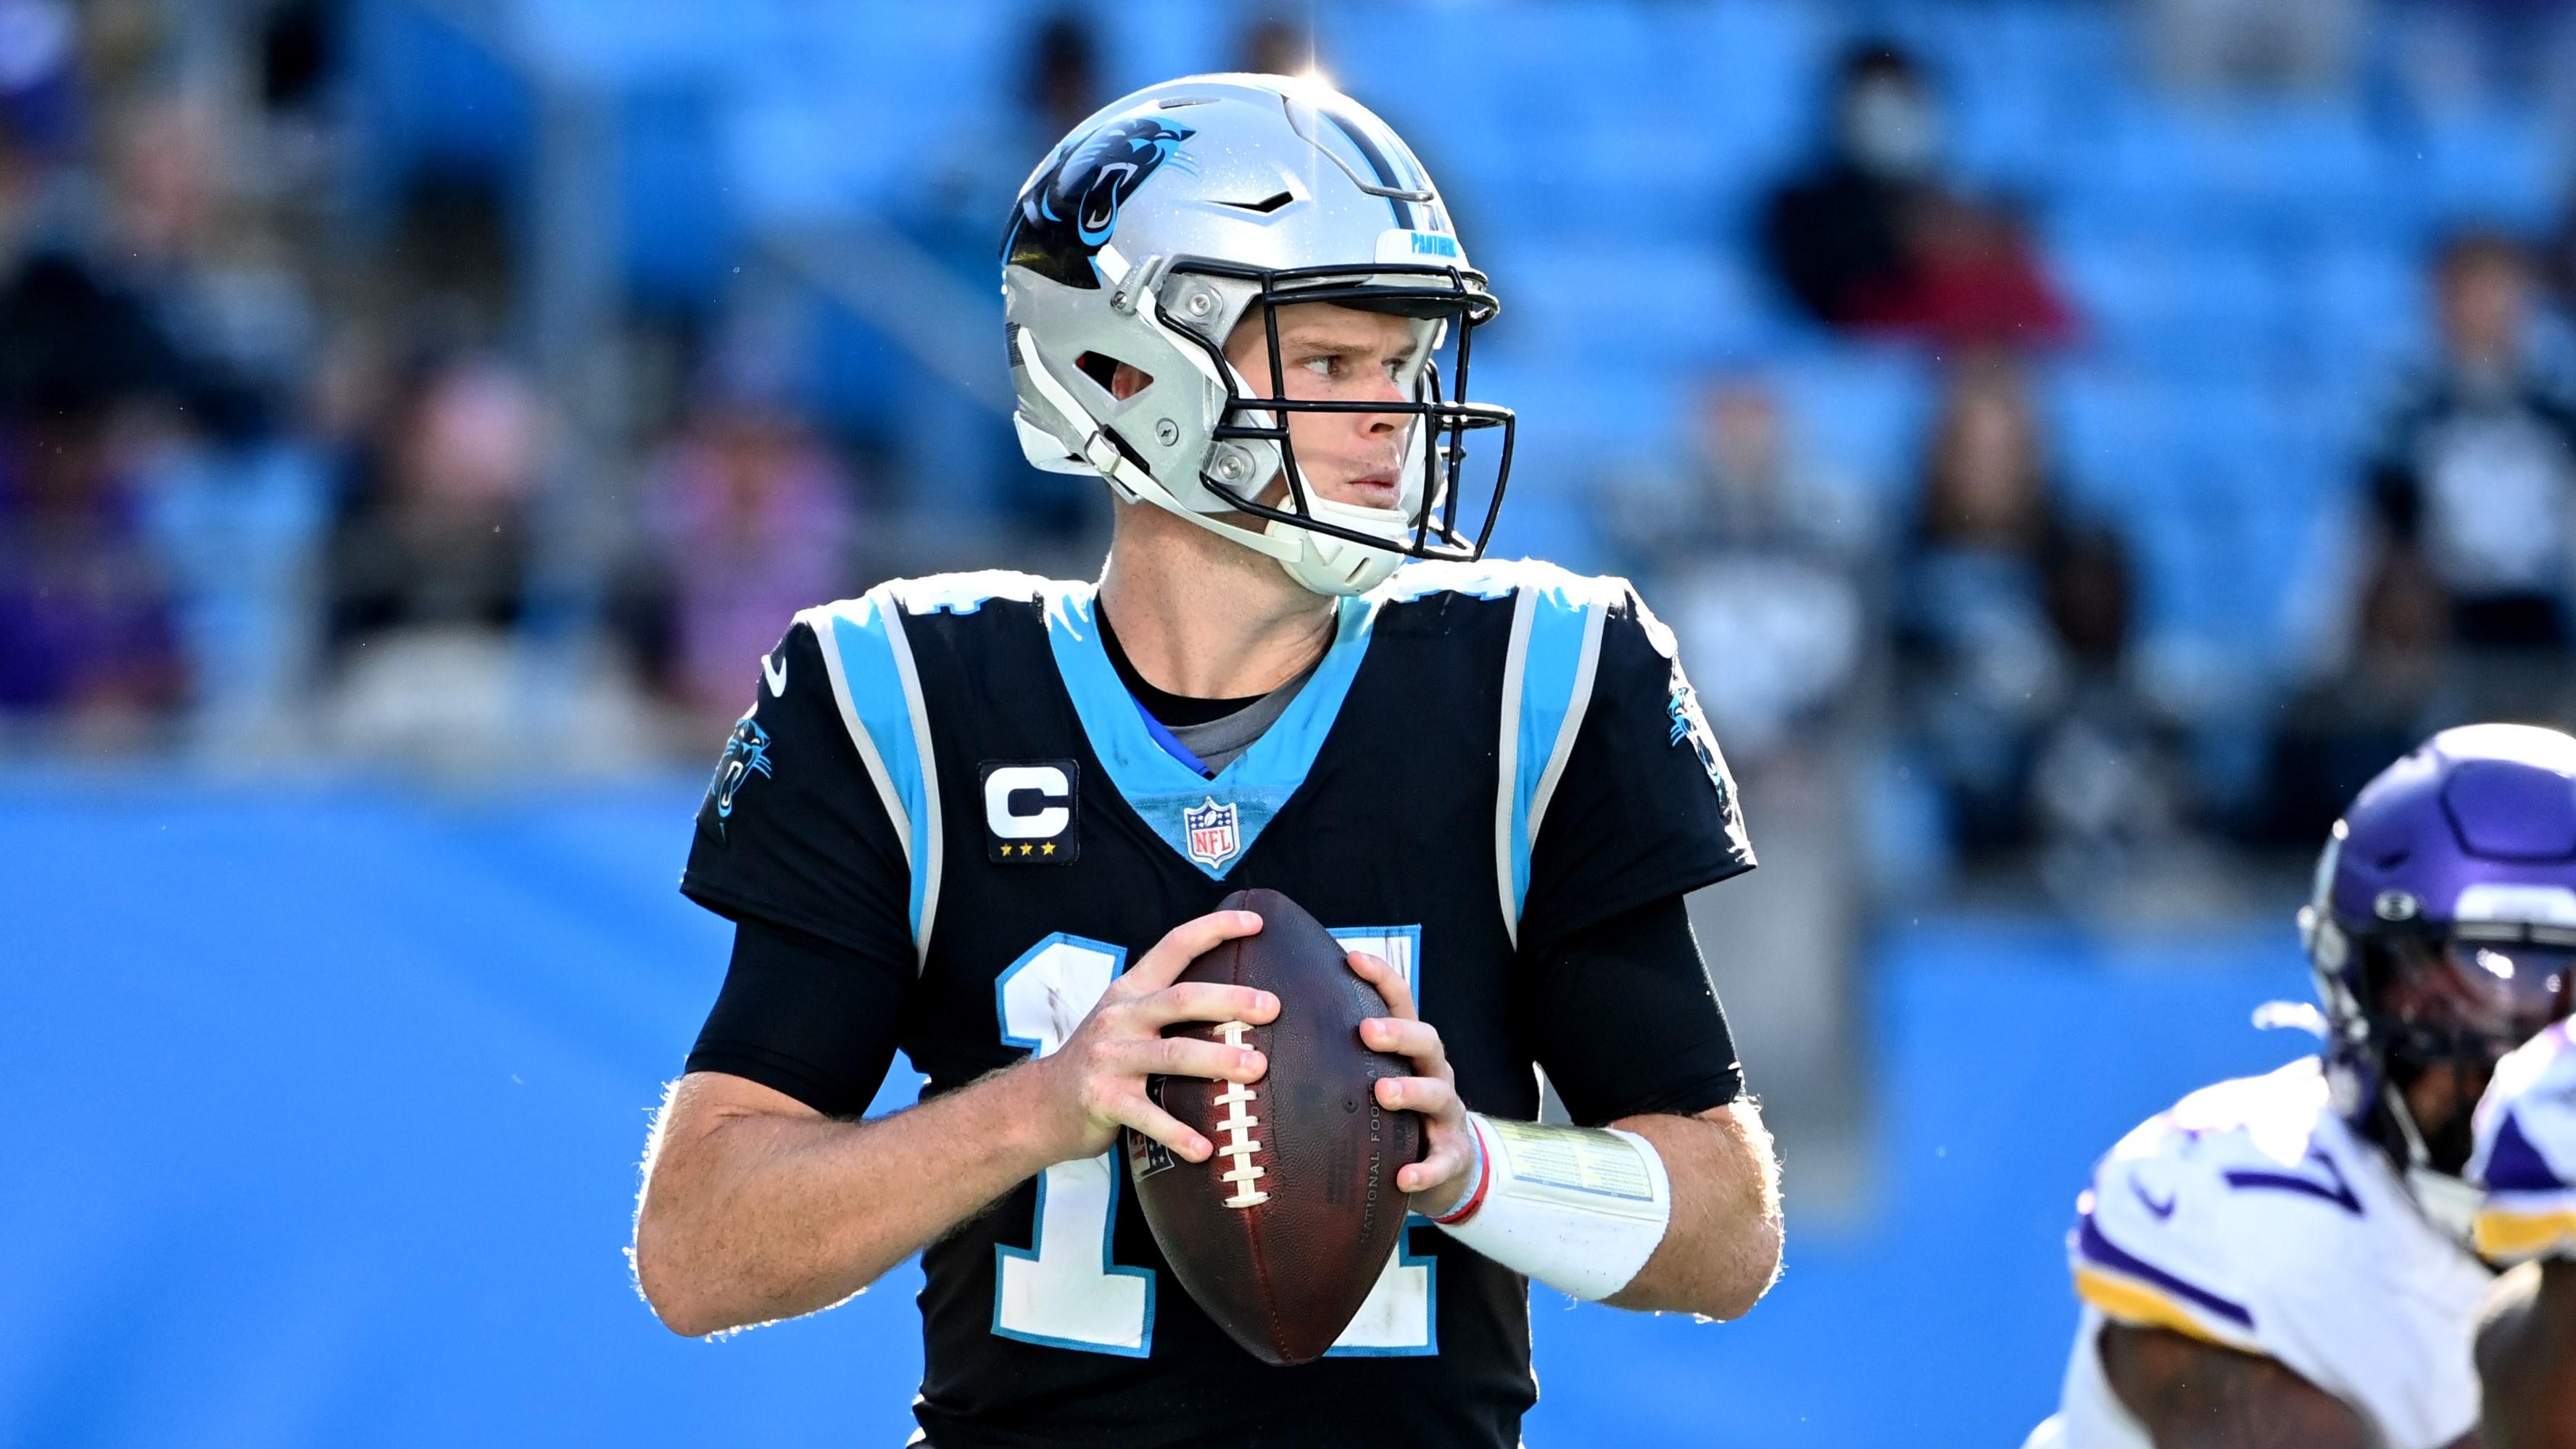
<box><xmin>1265</xmin><ymin>493</ymin><xmax>1409</xmax><ymax>596</ymax></box>
<box><xmin>1262</xmin><ymin>385</ymin><xmax>1437</xmax><ymax>597</ymax></box>
<box><xmin>2379</xmin><ymin>1079</ymin><xmax>2482</xmax><ymax>1243</ymax></box>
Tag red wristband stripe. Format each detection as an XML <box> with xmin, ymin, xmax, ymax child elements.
<box><xmin>1430</xmin><ymin>1116</ymin><xmax>1493</xmax><ymax>1226</ymax></box>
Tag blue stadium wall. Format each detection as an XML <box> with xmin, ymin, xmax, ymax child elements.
<box><xmin>4</xmin><ymin>781</ymin><xmax>2313</xmax><ymax>1446</ymax></box>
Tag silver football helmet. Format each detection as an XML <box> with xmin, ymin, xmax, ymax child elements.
<box><xmin>1002</xmin><ymin>73</ymin><xmax>1513</xmax><ymax>595</ymax></box>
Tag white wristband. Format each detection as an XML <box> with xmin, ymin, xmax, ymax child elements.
<box><xmin>1426</xmin><ymin>1113</ymin><xmax>1673</xmax><ymax>1301</ymax></box>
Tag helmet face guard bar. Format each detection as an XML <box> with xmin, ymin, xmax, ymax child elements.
<box><xmin>2364</xmin><ymin>929</ymin><xmax>2576</xmax><ymax>1079</ymax></box>
<box><xmin>2335</xmin><ymin>929</ymin><xmax>2576</xmax><ymax>1177</ymax></box>
<box><xmin>1161</xmin><ymin>257</ymin><xmax>1515</xmax><ymax>564</ymax></box>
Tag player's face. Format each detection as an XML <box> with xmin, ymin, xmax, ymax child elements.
<box><xmin>1225</xmin><ymin>302</ymin><xmax>1426</xmax><ymax>513</ymax></box>
<box><xmin>2382</xmin><ymin>935</ymin><xmax>2576</xmax><ymax>1163</ymax></box>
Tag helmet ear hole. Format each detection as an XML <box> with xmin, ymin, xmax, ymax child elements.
<box><xmin>1075</xmin><ymin>352</ymin><xmax>1154</xmax><ymax>399</ymax></box>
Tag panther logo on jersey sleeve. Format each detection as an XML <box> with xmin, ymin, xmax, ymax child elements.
<box><xmin>703</xmin><ymin>714</ymin><xmax>775</xmax><ymax>842</ymax></box>
<box><xmin>2473</xmin><ymin>1020</ymin><xmax>2576</xmax><ymax>1261</ymax></box>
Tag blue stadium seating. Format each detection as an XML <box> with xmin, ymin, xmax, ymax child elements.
<box><xmin>349</xmin><ymin>0</ymin><xmax>2569</xmax><ymax>694</ymax></box>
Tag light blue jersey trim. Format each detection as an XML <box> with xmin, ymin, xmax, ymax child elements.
<box><xmin>990</xmin><ymin>933</ymin><xmax>1155</xmax><ymax>1357</ymax></box>
<box><xmin>803</xmin><ymin>586</ymin><xmax>944</xmax><ymax>965</ymax></box>
<box><xmin>1043</xmin><ymin>582</ymin><xmax>1378</xmax><ymax>880</ymax></box>
<box><xmin>1322</xmin><ymin>923</ymin><xmax>1438</xmax><ymax>1356</ymax></box>
<box><xmin>1485</xmin><ymin>565</ymin><xmax>1620</xmax><ymax>947</ymax></box>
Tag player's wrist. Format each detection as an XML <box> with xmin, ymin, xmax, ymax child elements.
<box><xmin>993</xmin><ymin>1053</ymin><xmax>1098</xmax><ymax>1172</ymax></box>
<box><xmin>1425</xmin><ymin>1116</ymin><xmax>1673</xmax><ymax>1302</ymax></box>
<box><xmin>1422</xmin><ymin>1113</ymin><xmax>1491</xmax><ymax>1222</ymax></box>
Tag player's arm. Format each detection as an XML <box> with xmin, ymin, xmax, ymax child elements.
<box><xmin>1601</xmin><ymin>1097</ymin><xmax>1780</xmax><ymax>1316</ymax></box>
<box><xmin>2096</xmin><ymin>1324</ymin><xmax>2392</xmax><ymax>1449</ymax></box>
<box><xmin>634</xmin><ymin>908</ymin><xmax>1277</xmax><ymax>1337</ymax></box>
<box><xmin>1370</xmin><ymin>583</ymin><xmax>1779</xmax><ymax>1316</ymax></box>
<box><xmin>1350</xmin><ymin>894</ymin><xmax>1784</xmax><ymax>1321</ymax></box>
<box><xmin>2479</xmin><ymin>1259</ymin><xmax>2576</xmax><ymax>1449</ymax></box>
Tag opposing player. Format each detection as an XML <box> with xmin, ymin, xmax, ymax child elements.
<box><xmin>630</xmin><ymin>75</ymin><xmax>1783</xmax><ymax>1447</ymax></box>
<box><xmin>2470</xmin><ymin>1019</ymin><xmax>2576</xmax><ymax>1446</ymax></box>
<box><xmin>2024</xmin><ymin>724</ymin><xmax>2576</xmax><ymax>1448</ymax></box>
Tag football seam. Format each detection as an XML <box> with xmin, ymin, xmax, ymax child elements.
<box><xmin>1230</xmin><ymin>927</ymin><xmax>1293</xmax><ymax>1361</ymax></box>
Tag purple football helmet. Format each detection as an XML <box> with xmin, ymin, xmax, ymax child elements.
<box><xmin>2302</xmin><ymin>723</ymin><xmax>2576</xmax><ymax>1226</ymax></box>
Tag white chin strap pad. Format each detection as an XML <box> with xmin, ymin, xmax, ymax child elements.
<box><xmin>1270</xmin><ymin>497</ymin><xmax>1407</xmax><ymax>595</ymax></box>
<box><xmin>1427</xmin><ymin>1113</ymin><xmax>1673</xmax><ymax>1301</ymax></box>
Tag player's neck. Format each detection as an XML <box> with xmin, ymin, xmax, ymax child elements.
<box><xmin>1098</xmin><ymin>502</ymin><xmax>1338</xmax><ymax>700</ymax></box>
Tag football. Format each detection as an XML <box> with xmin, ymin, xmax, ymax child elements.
<box><xmin>1125</xmin><ymin>887</ymin><xmax>1424</xmax><ymax>1366</ymax></box>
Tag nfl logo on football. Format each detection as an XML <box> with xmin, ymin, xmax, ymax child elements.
<box><xmin>1185</xmin><ymin>797</ymin><xmax>1241</xmax><ymax>871</ymax></box>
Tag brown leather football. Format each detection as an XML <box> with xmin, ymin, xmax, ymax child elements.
<box><xmin>1124</xmin><ymin>887</ymin><xmax>1423</xmax><ymax>1366</ymax></box>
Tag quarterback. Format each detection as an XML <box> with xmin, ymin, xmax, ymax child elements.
<box><xmin>2470</xmin><ymin>1018</ymin><xmax>2576</xmax><ymax>1445</ymax></box>
<box><xmin>2026</xmin><ymin>725</ymin><xmax>2576</xmax><ymax>1448</ymax></box>
<box><xmin>630</xmin><ymin>75</ymin><xmax>1782</xmax><ymax>1447</ymax></box>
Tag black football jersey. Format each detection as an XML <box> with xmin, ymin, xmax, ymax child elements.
<box><xmin>677</xmin><ymin>560</ymin><xmax>1754</xmax><ymax>1449</ymax></box>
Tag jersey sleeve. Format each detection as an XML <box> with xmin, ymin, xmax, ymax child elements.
<box><xmin>1519</xmin><ymin>892</ymin><xmax>1744</xmax><ymax>1126</ymax></box>
<box><xmin>2474</xmin><ymin>1021</ymin><xmax>2576</xmax><ymax>1263</ymax></box>
<box><xmin>1513</xmin><ymin>580</ymin><xmax>1755</xmax><ymax>955</ymax></box>
<box><xmin>679</xmin><ymin>615</ymin><xmax>914</xmax><ymax>963</ymax></box>
<box><xmin>2069</xmin><ymin>1074</ymin><xmax>2481</xmax><ymax>1449</ymax></box>
<box><xmin>685</xmin><ymin>916</ymin><xmax>911</xmax><ymax>1117</ymax></box>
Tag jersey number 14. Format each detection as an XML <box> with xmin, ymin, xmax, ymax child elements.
<box><xmin>990</xmin><ymin>929</ymin><xmax>1438</xmax><ymax>1358</ymax></box>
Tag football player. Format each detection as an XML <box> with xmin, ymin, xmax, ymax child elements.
<box><xmin>2024</xmin><ymin>724</ymin><xmax>2576</xmax><ymax>1448</ymax></box>
<box><xmin>2469</xmin><ymin>1019</ymin><xmax>2576</xmax><ymax>1446</ymax></box>
<box><xmin>629</xmin><ymin>75</ymin><xmax>1783</xmax><ymax>1448</ymax></box>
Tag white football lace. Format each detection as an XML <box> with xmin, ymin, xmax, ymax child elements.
<box><xmin>1212</xmin><ymin>1020</ymin><xmax>1269</xmax><ymax>1208</ymax></box>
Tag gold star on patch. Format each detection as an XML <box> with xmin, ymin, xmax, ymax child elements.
<box><xmin>1040</xmin><ymin>842</ymin><xmax>1056</xmax><ymax>855</ymax></box>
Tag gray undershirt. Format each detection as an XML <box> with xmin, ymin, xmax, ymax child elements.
<box><xmin>1165</xmin><ymin>663</ymin><xmax>1317</xmax><ymax>775</ymax></box>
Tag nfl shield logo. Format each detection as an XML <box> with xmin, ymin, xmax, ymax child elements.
<box><xmin>1184</xmin><ymin>796</ymin><xmax>1242</xmax><ymax>871</ymax></box>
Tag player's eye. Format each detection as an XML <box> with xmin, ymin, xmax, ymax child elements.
<box><xmin>1300</xmin><ymin>354</ymin><xmax>1338</xmax><ymax>378</ymax></box>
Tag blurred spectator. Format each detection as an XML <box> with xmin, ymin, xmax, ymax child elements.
<box><xmin>96</xmin><ymin>96</ymin><xmax>333</xmax><ymax>750</ymax></box>
<box><xmin>923</xmin><ymin>8</ymin><xmax>1100</xmax><ymax>243</ymax></box>
<box><xmin>1240</xmin><ymin>19</ymin><xmax>1313</xmax><ymax>79</ymax></box>
<box><xmin>0</xmin><ymin>249</ymin><xmax>183</xmax><ymax>423</ymax></box>
<box><xmin>0</xmin><ymin>110</ymin><xmax>199</xmax><ymax>739</ymax></box>
<box><xmin>1609</xmin><ymin>374</ymin><xmax>1870</xmax><ymax>766</ymax></box>
<box><xmin>1606</xmin><ymin>373</ymin><xmax>1874</xmax><ymax>1191</ymax></box>
<box><xmin>2261</xmin><ymin>543</ymin><xmax>2454</xmax><ymax>843</ymax></box>
<box><xmin>1760</xmin><ymin>43</ymin><xmax>2072</xmax><ymax>350</ymax></box>
<box><xmin>908</xmin><ymin>8</ymin><xmax>1099</xmax><ymax>247</ymax></box>
<box><xmin>323</xmin><ymin>352</ymin><xmax>541</xmax><ymax>660</ymax></box>
<box><xmin>627</xmin><ymin>378</ymin><xmax>860</xmax><ymax>726</ymax></box>
<box><xmin>1894</xmin><ymin>360</ymin><xmax>2177</xmax><ymax>874</ymax></box>
<box><xmin>258</xmin><ymin>0</ymin><xmax>336</xmax><ymax>123</ymax></box>
<box><xmin>315</xmin><ymin>351</ymin><xmax>551</xmax><ymax>765</ymax></box>
<box><xmin>2144</xmin><ymin>0</ymin><xmax>2361</xmax><ymax>94</ymax></box>
<box><xmin>0</xmin><ymin>0</ymin><xmax>81</xmax><ymax>168</ymax></box>
<box><xmin>106</xmin><ymin>95</ymin><xmax>317</xmax><ymax>442</ymax></box>
<box><xmin>2390</xmin><ymin>0</ymin><xmax>2576</xmax><ymax>123</ymax></box>
<box><xmin>2361</xmin><ymin>232</ymin><xmax>2576</xmax><ymax>658</ymax></box>
<box><xmin>1026</xmin><ymin>11</ymin><xmax>1100</xmax><ymax>143</ymax></box>
<box><xmin>0</xmin><ymin>385</ymin><xmax>186</xmax><ymax>728</ymax></box>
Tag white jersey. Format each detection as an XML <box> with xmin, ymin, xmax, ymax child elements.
<box><xmin>2031</xmin><ymin>1058</ymin><xmax>2493</xmax><ymax>1449</ymax></box>
<box><xmin>2472</xmin><ymin>1018</ymin><xmax>2576</xmax><ymax>1263</ymax></box>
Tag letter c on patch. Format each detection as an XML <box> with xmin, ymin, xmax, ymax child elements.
<box><xmin>985</xmin><ymin>764</ymin><xmax>1072</xmax><ymax>839</ymax></box>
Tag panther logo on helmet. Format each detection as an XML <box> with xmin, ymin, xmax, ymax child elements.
<box><xmin>1005</xmin><ymin>117</ymin><xmax>1196</xmax><ymax>289</ymax></box>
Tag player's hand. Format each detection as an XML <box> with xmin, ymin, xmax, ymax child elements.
<box><xmin>1024</xmin><ymin>908</ymin><xmax>1278</xmax><ymax>1167</ymax></box>
<box><xmin>1349</xmin><ymin>950</ymin><xmax>1477</xmax><ymax>1216</ymax></box>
